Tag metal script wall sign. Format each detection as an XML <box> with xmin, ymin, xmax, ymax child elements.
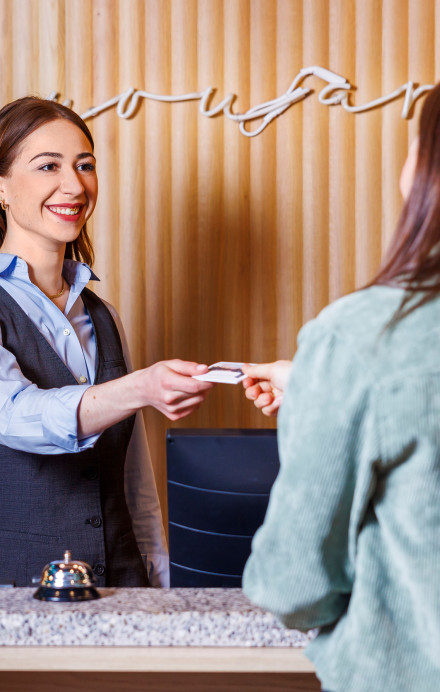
<box><xmin>48</xmin><ymin>66</ymin><xmax>434</xmax><ymax>137</ymax></box>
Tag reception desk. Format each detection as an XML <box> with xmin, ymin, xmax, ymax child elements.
<box><xmin>0</xmin><ymin>587</ymin><xmax>320</xmax><ymax>691</ymax></box>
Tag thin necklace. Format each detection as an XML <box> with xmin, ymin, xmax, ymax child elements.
<box><xmin>47</xmin><ymin>277</ymin><xmax>66</xmax><ymax>300</ymax></box>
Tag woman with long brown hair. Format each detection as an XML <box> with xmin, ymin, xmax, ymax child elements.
<box><xmin>0</xmin><ymin>96</ymin><xmax>213</xmax><ymax>589</ymax></box>
<box><xmin>242</xmin><ymin>84</ymin><xmax>440</xmax><ymax>691</ymax></box>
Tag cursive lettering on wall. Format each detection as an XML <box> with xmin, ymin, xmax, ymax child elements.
<box><xmin>46</xmin><ymin>66</ymin><xmax>434</xmax><ymax>138</ymax></box>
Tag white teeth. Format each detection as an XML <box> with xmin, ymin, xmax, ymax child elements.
<box><xmin>48</xmin><ymin>206</ymin><xmax>80</xmax><ymax>215</ymax></box>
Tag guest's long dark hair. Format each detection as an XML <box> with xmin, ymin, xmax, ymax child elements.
<box><xmin>0</xmin><ymin>96</ymin><xmax>95</xmax><ymax>266</ymax></box>
<box><xmin>370</xmin><ymin>83</ymin><xmax>440</xmax><ymax>321</ymax></box>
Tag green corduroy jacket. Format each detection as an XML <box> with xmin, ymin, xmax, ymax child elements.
<box><xmin>243</xmin><ymin>285</ymin><xmax>440</xmax><ymax>692</ymax></box>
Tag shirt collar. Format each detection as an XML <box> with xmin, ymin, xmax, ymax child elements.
<box><xmin>0</xmin><ymin>253</ymin><xmax>18</xmax><ymax>276</ymax></box>
<box><xmin>0</xmin><ymin>253</ymin><xmax>100</xmax><ymax>289</ymax></box>
<box><xmin>62</xmin><ymin>258</ymin><xmax>100</xmax><ymax>287</ymax></box>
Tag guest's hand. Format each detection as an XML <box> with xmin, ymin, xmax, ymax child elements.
<box><xmin>242</xmin><ymin>360</ymin><xmax>292</xmax><ymax>416</ymax></box>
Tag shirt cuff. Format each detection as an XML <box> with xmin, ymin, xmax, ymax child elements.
<box><xmin>143</xmin><ymin>553</ymin><xmax>170</xmax><ymax>588</ymax></box>
<box><xmin>41</xmin><ymin>383</ymin><xmax>100</xmax><ymax>452</ymax></box>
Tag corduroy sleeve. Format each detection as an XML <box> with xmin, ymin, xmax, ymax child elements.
<box><xmin>242</xmin><ymin>317</ymin><xmax>376</xmax><ymax>631</ymax></box>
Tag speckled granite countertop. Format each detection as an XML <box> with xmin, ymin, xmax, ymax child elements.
<box><xmin>0</xmin><ymin>587</ymin><xmax>314</xmax><ymax>647</ymax></box>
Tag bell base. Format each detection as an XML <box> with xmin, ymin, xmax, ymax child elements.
<box><xmin>33</xmin><ymin>586</ymin><xmax>100</xmax><ymax>602</ymax></box>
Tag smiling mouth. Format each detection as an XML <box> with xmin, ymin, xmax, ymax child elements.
<box><xmin>47</xmin><ymin>205</ymin><xmax>83</xmax><ymax>216</ymax></box>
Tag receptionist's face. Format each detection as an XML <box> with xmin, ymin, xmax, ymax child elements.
<box><xmin>0</xmin><ymin>118</ymin><xmax>97</xmax><ymax>252</ymax></box>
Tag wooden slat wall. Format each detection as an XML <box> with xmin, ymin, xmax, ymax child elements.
<box><xmin>1</xmin><ymin>0</ymin><xmax>437</xmax><ymax>525</ymax></box>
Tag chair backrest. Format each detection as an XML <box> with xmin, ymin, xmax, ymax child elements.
<box><xmin>166</xmin><ymin>428</ymin><xmax>280</xmax><ymax>587</ymax></box>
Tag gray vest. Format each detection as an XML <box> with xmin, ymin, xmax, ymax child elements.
<box><xmin>0</xmin><ymin>286</ymin><xmax>149</xmax><ymax>587</ymax></box>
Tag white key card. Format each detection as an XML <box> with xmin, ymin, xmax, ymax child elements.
<box><xmin>193</xmin><ymin>361</ymin><xmax>250</xmax><ymax>384</ymax></box>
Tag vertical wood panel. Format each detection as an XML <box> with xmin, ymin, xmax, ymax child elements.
<box><xmin>0</xmin><ymin>0</ymin><xmax>13</xmax><ymax>105</ymax></box>
<box><xmin>143</xmin><ymin>0</ymin><xmax>173</xmax><ymax>523</ymax></box>
<box><xmin>249</xmin><ymin>0</ymin><xmax>278</xmax><ymax>379</ymax></box>
<box><xmin>302</xmin><ymin>0</ymin><xmax>329</xmax><ymax>320</ymax></box>
<box><xmin>408</xmin><ymin>0</ymin><xmax>436</xmax><ymax>140</ymax></box>
<box><xmin>197</xmin><ymin>0</ymin><xmax>225</xmax><ymax>425</ymax></box>
<box><xmin>118</xmin><ymin>0</ymin><xmax>145</xmax><ymax>368</ymax></box>
<box><xmin>276</xmin><ymin>0</ymin><xmax>304</xmax><ymax>354</ymax></box>
<box><xmin>328</xmin><ymin>0</ymin><xmax>355</xmax><ymax>301</ymax></box>
<box><xmin>2</xmin><ymin>0</ymin><xmax>438</xmax><ymax>522</ymax></box>
<box><xmin>65</xmin><ymin>0</ymin><xmax>93</xmax><ymax>116</ymax></box>
<box><xmin>38</xmin><ymin>0</ymin><xmax>64</xmax><ymax>97</ymax></box>
<box><xmin>436</xmin><ymin>0</ymin><xmax>440</xmax><ymax>77</ymax></box>
<box><xmin>381</xmin><ymin>0</ymin><xmax>408</xmax><ymax>253</ymax></box>
<box><xmin>222</xmin><ymin>0</ymin><xmax>251</xmax><ymax>427</ymax></box>
<box><xmin>144</xmin><ymin>0</ymin><xmax>172</xmax><ymax>366</ymax></box>
<box><xmin>13</xmin><ymin>0</ymin><xmax>38</xmax><ymax>98</ymax></box>
<box><xmin>170</xmin><ymin>0</ymin><xmax>199</xmax><ymax>366</ymax></box>
<box><xmin>354</xmin><ymin>0</ymin><xmax>382</xmax><ymax>287</ymax></box>
<box><xmin>92</xmin><ymin>0</ymin><xmax>120</xmax><ymax>301</ymax></box>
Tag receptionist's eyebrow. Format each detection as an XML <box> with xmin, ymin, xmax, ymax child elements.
<box><xmin>29</xmin><ymin>151</ymin><xmax>96</xmax><ymax>163</ymax></box>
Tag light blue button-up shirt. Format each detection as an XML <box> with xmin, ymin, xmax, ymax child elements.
<box><xmin>0</xmin><ymin>253</ymin><xmax>169</xmax><ymax>586</ymax></box>
<box><xmin>0</xmin><ymin>253</ymin><xmax>99</xmax><ymax>453</ymax></box>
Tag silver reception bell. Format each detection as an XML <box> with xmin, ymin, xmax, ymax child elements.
<box><xmin>33</xmin><ymin>550</ymin><xmax>100</xmax><ymax>602</ymax></box>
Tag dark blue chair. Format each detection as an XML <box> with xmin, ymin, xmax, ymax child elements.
<box><xmin>166</xmin><ymin>428</ymin><xmax>280</xmax><ymax>587</ymax></box>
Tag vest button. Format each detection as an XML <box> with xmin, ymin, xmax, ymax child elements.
<box><xmin>90</xmin><ymin>515</ymin><xmax>102</xmax><ymax>528</ymax></box>
<box><xmin>93</xmin><ymin>563</ymin><xmax>105</xmax><ymax>577</ymax></box>
<box><xmin>82</xmin><ymin>466</ymin><xmax>98</xmax><ymax>481</ymax></box>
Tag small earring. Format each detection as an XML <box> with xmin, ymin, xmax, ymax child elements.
<box><xmin>0</xmin><ymin>200</ymin><xmax>8</xmax><ymax>211</ymax></box>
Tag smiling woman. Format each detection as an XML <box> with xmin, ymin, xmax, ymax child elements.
<box><xmin>0</xmin><ymin>117</ymin><xmax>97</xmax><ymax>307</ymax></box>
<box><xmin>0</xmin><ymin>97</ymin><xmax>214</xmax><ymax>590</ymax></box>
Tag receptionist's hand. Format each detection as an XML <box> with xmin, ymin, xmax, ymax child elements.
<box><xmin>242</xmin><ymin>360</ymin><xmax>292</xmax><ymax>417</ymax></box>
<box><xmin>143</xmin><ymin>359</ymin><xmax>214</xmax><ymax>420</ymax></box>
